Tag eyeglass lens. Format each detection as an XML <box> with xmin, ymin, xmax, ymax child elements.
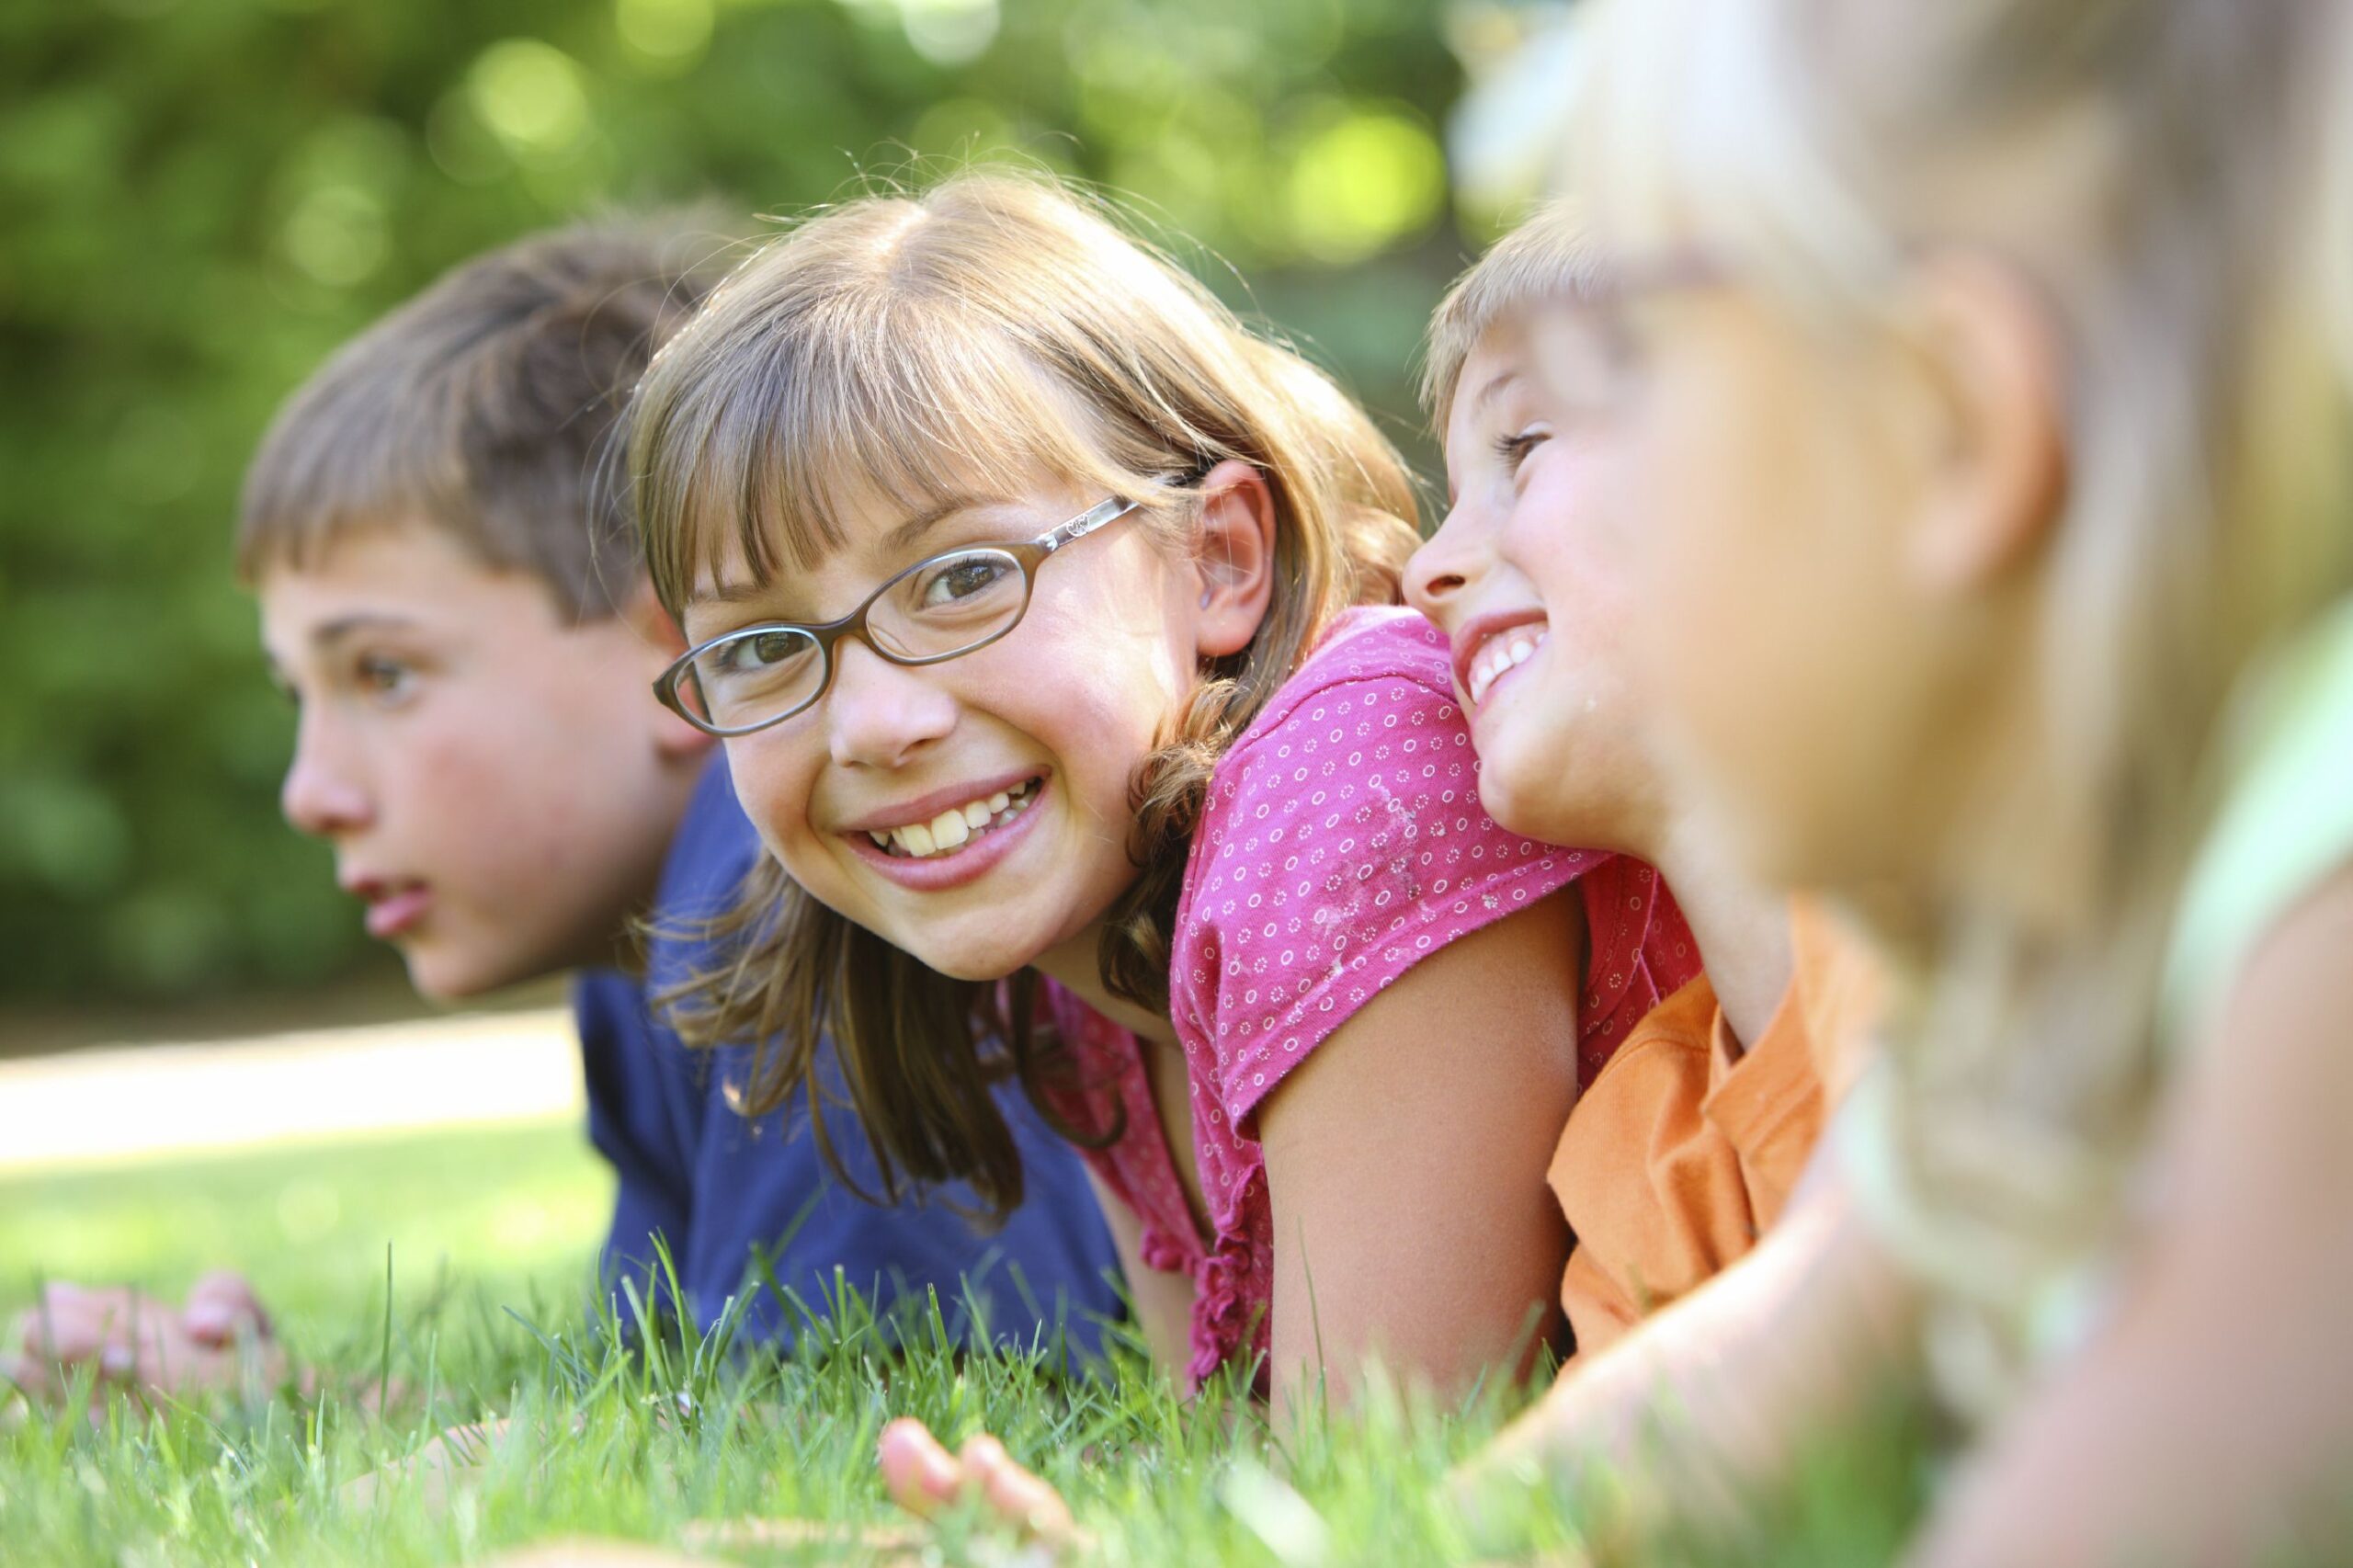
<box><xmin>677</xmin><ymin>546</ymin><xmax>1030</xmax><ymax>730</ymax></box>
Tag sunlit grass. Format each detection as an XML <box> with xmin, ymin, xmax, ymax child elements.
<box><xmin>2</xmin><ymin>1128</ymin><xmax>1934</xmax><ymax>1565</ymax></box>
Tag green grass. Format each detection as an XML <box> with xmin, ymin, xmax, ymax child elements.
<box><xmin>1</xmin><ymin>1126</ymin><xmax>1929</xmax><ymax>1565</ymax></box>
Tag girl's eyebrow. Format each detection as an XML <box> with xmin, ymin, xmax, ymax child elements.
<box><xmin>881</xmin><ymin>492</ymin><xmax>1009</xmax><ymax>555</ymax></box>
<box><xmin>689</xmin><ymin>494</ymin><xmax>1016</xmax><ymax>609</ymax></box>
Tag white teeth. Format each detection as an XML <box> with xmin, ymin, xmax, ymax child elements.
<box><xmin>868</xmin><ymin>779</ymin><xmax>1043</xmax><ymax>858</ymax></box>
<box><xmin>1466</xmin><ymin>628</ymin><xmax>1547</xmax><ymax>709</ymax></box>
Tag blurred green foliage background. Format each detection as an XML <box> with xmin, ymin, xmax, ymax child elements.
<box><xmin>0</xmin><ymin>0</ymin><xmax>1521</xmax><ymax>1016</ymax></box>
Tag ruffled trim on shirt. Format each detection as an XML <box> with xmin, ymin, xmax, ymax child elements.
<box><xmin>1186</xmin><ymin>1169</ymin><xmax>1267</xmax><ymax>1389</ymax></box>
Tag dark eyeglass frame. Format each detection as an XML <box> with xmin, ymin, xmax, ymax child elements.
<box><xmin>654</xmin><ymin>493</ymin><xmax>1142</xmax><ymax>737</ymax></box>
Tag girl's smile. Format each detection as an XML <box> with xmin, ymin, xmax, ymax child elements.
<box><xmin>836</xmin><ymin>771</ymin><xmax>1050</xmax><ymax>892</ymax></box>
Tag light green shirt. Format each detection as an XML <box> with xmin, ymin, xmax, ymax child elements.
<box><xmin>2162</xmin><ymin>595</ymin><xmax>2353</xmax><ymax>1045</ymax></box>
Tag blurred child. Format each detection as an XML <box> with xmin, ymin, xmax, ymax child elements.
<box><xmin>6</xmin><ymin>218</ymin><xmax>1120</xmax><ymax>1414</ymax></box>
<box><xmin>1461</xmin><ymin>0</ymin><xmax>2353</xmax><ymax>1560</ymax></box>
<box><xmin>623</xmin><ymin>173</ymin><xmax>1699</xmax><ymax>1431</ymax></box>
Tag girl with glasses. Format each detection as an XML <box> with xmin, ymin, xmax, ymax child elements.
<box><xmin>625</xmin><ymin>173</ymin><xmax>1697</xmax><ymax>1446</ymax></box>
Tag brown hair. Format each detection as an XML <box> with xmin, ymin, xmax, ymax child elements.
<box><xmin>238</xmin><ymin>213</ymin><xmax>735</xmax><ymax>618</ymax></box>
<box><xmin>628</xmin><ymin>173</ymin><xmax>1420</xmax><ymax>1218</ymax></box>
<box><xmin>1421</xmin><ymin>201</ymin><xmax>1607</xmax><ymax>433</ymax></box>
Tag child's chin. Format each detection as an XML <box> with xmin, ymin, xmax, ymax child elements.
<box><xmin>881</xmin><ymin>926</ymin><xmax>1042</xmax><ymax>985</ymax></box>
<box><xmin>404</xmin><ymin>942</ymin><xmax>529</xmax><ymax>1002</ymax></box>
<box><xmin>1477</xmin><ymin>749</ymin><xmax>1571</xmax><ymax>844</ymax></box>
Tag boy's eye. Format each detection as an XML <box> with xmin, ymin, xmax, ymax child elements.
<box><xmin>1493</xmin><ymin>428</ymin><xmax>1550</xmax><ymax>473</ymax></box>
<box><xmin>357</xmin><ymin>654</ymin><xmax>416</xmax><ymax>701</ymax></box>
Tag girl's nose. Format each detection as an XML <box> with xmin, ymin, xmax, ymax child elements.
<box><xmin>824</xmin><ymin>640</ymin><xmax>960</xmax><ymax>770</ymax></box>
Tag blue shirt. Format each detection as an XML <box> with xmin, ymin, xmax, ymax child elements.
<box><xmin>576</xmin><ymin>757</ymin><xmax>1121</xmax><ymax>1358</ymax></box>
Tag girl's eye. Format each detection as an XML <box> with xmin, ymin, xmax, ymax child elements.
<box><xmin>915</xmin><ymin>555</ymin><xmax>1012</xmax><ymax>609</ymax></box>
<box><xmin>718</xmin><ymin>630</ymin><xmax>814</xmax><ymax>675</ymax></box>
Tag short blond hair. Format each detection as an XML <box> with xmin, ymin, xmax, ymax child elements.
<box><xmin>1422</xmin><ymin>202</ymin><xmax>1605</xmax><ymax>435</ymax></box>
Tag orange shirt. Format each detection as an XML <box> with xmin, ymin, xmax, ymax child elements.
<box><xmin>1549</xmin><ymin>900</ymin><xmax>1877</xmax><ymax>1358</ymax></box>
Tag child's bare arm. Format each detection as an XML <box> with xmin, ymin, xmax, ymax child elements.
<box><xmin>1082</xmin><ymin>1167</ymin><xmax>1193</xmax><ymax>1376</ymax></box>
<box><xmin>1256</xmin><ymin>889</ymin><xmax>1587</xmax><ymax>1425</ymax></box>
<box><xmin>1906</xmin><ymin>868</ymin><xmax>2353</xmax><ymax>1568</ymax></box>
<box><xmin>1450</xmin><ymin>1151</ymin><xmax>1918</xmax><ymax>1537</ymax></box>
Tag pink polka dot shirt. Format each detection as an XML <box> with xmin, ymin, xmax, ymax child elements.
<box><xmin>1038</xmin><ymin>608</ymin><xmax>1699</xmax><ymax>1390</ymax></box>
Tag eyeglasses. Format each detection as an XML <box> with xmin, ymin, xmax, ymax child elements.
<box><xmin>655</xmin><ymin>494</ymin><xmax>1142</xmax><ymax>737</ymax></box>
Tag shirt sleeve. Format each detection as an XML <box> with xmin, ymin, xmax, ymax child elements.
<box><xmin>577</xmin><ymin>970</ymin><xmax>697</xmax><ymax>1299</ymax></box>
<box><xmin>1177</xmin><ymin>667</ymin><xmax>1601</xmax><ymax>1133</ymax></box>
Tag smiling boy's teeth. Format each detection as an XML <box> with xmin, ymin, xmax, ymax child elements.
<box><xmin>987</xmin><ymin>791</ymin><xmax>1009</xmax><ymax>814</ymax></box>
<box><xmin>898</xmin><ymin>822</ymin><xmax>937</xmax><ymax>857</ymax></box>
<box><xmin>930</xmin><ymin>809</ymin><xmax>971</xmax><ymax>850</ymax></box>
<box><xmin>963</xmin><ymin>801</ymin><xmax>993</xmax><ymax>830</ymax></box>
<box><xmin>1467</xmin><ymin>628</ymin><xmax>1548</xmax><ymax>709</ymax></box>
<box><xmin>870</xmin><ymin>831</ymin><xmax>892</xmax><ymax>848</ymax></box>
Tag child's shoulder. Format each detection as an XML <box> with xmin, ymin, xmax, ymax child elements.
<box><xmin>1224</xmin><ymin>606</ymin><xmax>1459</xmax><ymax>768</ymax></box>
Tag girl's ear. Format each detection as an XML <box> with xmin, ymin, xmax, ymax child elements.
<box><xmin>620</xmin><ymin>578</ymin><xmax>719</xmax><ymax>763</ymax></box>
<box><xmin>1189</xmin><ymin>458</ymin><xmax>1279</xmax><ymax>659</ymax></box>
<box><xmin>1894</xmin><ymin>251</ymin><xmax>2070</xmax><ymax>594</ymax></box>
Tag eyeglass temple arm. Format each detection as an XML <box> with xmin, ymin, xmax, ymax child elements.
<box><xmin>1038</xmin><ymin>460</ymin><xmax>1219</xmax><ymax>554</ymax></box>
<box><xmin>1038</xmin><ymin>495</ymin><xmax>1140</xmax><ymax>554</ymax></box>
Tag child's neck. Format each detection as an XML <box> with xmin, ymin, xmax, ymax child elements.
<box><xmin>1644</xmin><ymin>817</ymin><xmax>1795</xmax><ymax>1056</ymax></box>
<box><xmin>1033</xmin><ymin>922</ymin><xmax>1181</xmax><ymax>1048</ymax></box>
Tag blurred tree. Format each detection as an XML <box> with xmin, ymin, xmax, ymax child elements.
<box><xmin>0</xmin><ymin>0</ymin><xmax>1472</xmax><ymax>1007</ymax></box>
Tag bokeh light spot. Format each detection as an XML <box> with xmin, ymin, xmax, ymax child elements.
<box><xmin>902</xmin><ymin>0</ymin><xmax>998</xmax><ymax>66</ymax></box>
<box><xmin>1283</xmin><ymin>107</ymin><xmax>1446</xmax><ymax>264</ymax></box>
<box><xmin>281</xmin><ymin>183</ymin><xmax>387</xmax><ymax>287</ymax></box>
<box><xmin>468</xmin><ymin>40</ymin><xmax>591</xmax><ymax>162</ymax></box>
<box><xmin>616</xmin><ymin>0</ymin><xmax>715</xmax><ymax>71</ymax></box>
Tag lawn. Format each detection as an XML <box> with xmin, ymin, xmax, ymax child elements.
<box><xmin>1</xmin><ymin>1126</ymin><xmax>1927</xmax><ymax>1566</ymax></box>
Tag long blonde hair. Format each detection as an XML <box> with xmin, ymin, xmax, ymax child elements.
<box><xmin>626</xmin><ymin>173</ymin><xmax>1419</xmax><ymax>1218</ymax></box>
<box><xmin>1566</xmin><ymin>0</ymin><xmax>2353</xmax><ymax>1415</ymax></box>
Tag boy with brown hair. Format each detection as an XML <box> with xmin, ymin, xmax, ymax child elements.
<box><xmin>7</xmin><ymin>217</ymin><xmax>1120</xmax><ymax>1408</ymax></box>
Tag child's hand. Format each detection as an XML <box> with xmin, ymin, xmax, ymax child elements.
<box><xmin>877</xmin><ymin>1416</ymin><xmax>1087</xmax><ymax>1556</ymax></box>
<box><xmin>4</xmin><ymin>1274</ymin><xmax>286</xmax><ymax>1416</ymax></box>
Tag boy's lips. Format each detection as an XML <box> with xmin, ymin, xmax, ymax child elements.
<box><xmin>1450</xmin><ymin>608</ymin><xmax>1552</xmax><ymax>710</ymax></box>
<box><xmin>347</xmin><ymin>879</ymin><xmax>432</xmax><ymax>939</ymax></box>
<box><xmin>839</xmin><ymin>772</ymin><xmax>1051</xmax><ymax>892</ymax></box>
